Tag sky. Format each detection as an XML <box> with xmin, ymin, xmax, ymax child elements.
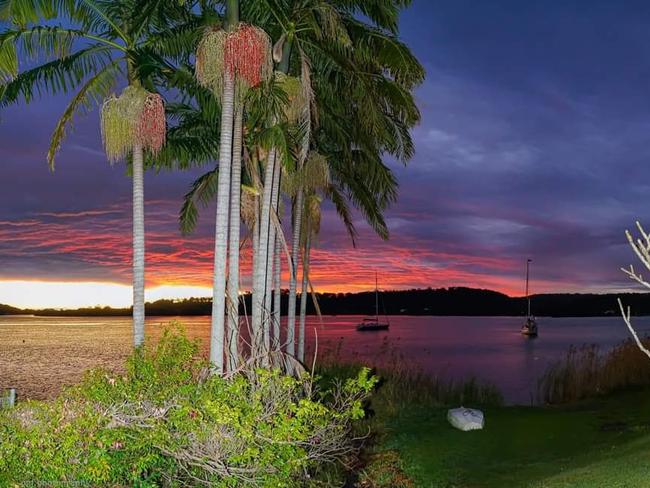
<box><xmin>2</xmin><ymin>0</ymin><xmax>650</xmax><ymax>308</ymax></box>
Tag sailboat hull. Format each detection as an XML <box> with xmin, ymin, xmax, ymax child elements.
<box><xmin>356</xmin><ymin>322</ymin><xmax>389</xmax><ymax>331</ymax></box>
<box><xmin>521</xmin><ymin>318</ymin><xmax>538</xmax><ymax>337</ymax></box>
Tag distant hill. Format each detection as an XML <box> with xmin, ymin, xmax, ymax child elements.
<box><xmin>1</xmin><ymin>287</ymin><xmax>649</xmax><ymax>317</ymax></box>
<box><xmin>0</xmin><ymin>303</ymin><xmax>22</xmax><ymax>315</ymax></box>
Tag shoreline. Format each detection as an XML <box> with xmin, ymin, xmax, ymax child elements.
<box><xmin>0</xmin><ymin>312</ymin><xmax>636</xmax><ymax>318</ymax></box>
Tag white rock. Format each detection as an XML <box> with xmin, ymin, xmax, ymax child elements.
<box><xmin>447</xmin><ymin>406</ymin><xmax>484</xmax><ymax>431</ymax></box>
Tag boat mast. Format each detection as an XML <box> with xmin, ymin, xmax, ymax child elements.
<box><xmin>525</xmin><ymin>258</ymin><xmax>531</xmax><ymax>317</ymax></box>
<box><xmin>375</xmin><ymin>271</ymin><xmax>379</xmax><ymax>321</ymax></box>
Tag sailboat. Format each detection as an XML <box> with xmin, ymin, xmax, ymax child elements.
<box><xmin>356</xmin><ymin>272</ymin><xmax>390</xmax><ymax>331</ymax></box>
<box><xmin>520</xmin><ymin>258</ymin><xmax>538</xmax><ymax>337</ymax></box>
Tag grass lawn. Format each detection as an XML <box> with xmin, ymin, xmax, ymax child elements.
<box><xmin>375</xmin><ymin>389</ymin><xmax>650</xmax><ymax>487</ymax></box>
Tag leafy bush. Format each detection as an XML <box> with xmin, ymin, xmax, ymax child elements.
<box><xmin>0</xmin><ymin>325</ymin><xmax>377</xmax><ymax>486</ymax></box>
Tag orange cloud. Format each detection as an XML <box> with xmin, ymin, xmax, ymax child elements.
<box><xmin>0</xmin><ymin>199</ymin><xmax>559</xmax><ymax>308</ymax></box>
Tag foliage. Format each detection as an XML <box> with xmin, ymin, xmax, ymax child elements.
<box><xmin>0</xmin><ymin>0</ymin><xmax>195</xmax><ymax>169</ymax></box>
<box><xmin>0</xmin><ymin>326</ymin><xmax>377</xmax><ymax>486</ymax></box>
<box><xmin>538</xmin><ymin>339</ymin><xmax>650</xmax><ymax>404</ymax></box>
<box><xmin>275</xmin><ymin>72</ymin><xmax>307</xmax><ymax>122</ymax></box>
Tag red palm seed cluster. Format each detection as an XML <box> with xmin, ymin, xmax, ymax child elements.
<box><xmin>225</xmin><ymin>24</ymin><xmax>271</xmax><ymax>89</ymax></box>
<box><xmin>137</xmin><ymin>93</ymin><xmax>166</xmax><ymax>155</ymax></box>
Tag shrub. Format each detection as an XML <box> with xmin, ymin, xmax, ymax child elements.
<box><xmin>0</xmin><ymin>325</ymin><xmax>377</xmax><ymax>486</ymax></box>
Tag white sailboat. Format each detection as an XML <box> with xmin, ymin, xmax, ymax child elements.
<box><xmin>356</xmin><ymin>272</ymin><xmax>389</xmax><ymax>331</ymax></box>
<box><xmin>521</xmin><ymin>258</ymin><xmax>538</xmax><ymax>337</ymax></box>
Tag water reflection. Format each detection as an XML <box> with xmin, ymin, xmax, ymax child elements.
<box><xmin>2</xmin><ymin>314</ymin><xmax>650</xmax><ymax>404</ymax></box>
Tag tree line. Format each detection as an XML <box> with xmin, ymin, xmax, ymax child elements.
<box><xmin>4</xmin><ymin>287</ymin><xmax>650</xmax><ymax>317</ymax></box>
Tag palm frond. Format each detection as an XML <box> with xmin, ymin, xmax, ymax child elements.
<box><xmin>48</xmin><ymin>58</ymin><xmax>119</xmax><ymax>169</ymax></box>
<box><xmin>0</xmin><ymin>26</ymin><xmax>91</xmax><ymax>81</ymax></box>
<box><xmin>179</xmin><ymin>168</ymin><xmax>218</xmax><ymax>234</ymax></box>
<box><xmin>0</xmin><ymin>0</ymin><xmax>73</xmax><ymax>26</ymax></box>
<box><xmin>327</xmin><ymin>184</ymin><xmax>357</xmax><ymax>245</ymax></box>
<box><xmin>0</xmin><ymin>44</ymin><xmax>112</xmax><ymax>105</ymax></box>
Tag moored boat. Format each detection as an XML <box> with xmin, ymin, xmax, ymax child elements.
<box><xmin>521</xmin><ymin>316</ymin><xmax>538</xmax><ymax>336</ymax></box>
<box><xmin>357</xmin><ymin>272</ymin><xmax>390</xmax><ymax>331</ymax></box>
<box><xmin>357</xmin><ymin>318</ymin><xmax>389</xmax><ymax>331</ymax></box>
<box><xmin>521</xmin><ymin>258</ymin><xmax>538</xmax><ymax>337</ymax></box>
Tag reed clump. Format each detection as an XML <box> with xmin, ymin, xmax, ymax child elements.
<box><xmin>313</xmin><ymin>337</ymin><xmax>503</xmax><ymax>417</ymax></box>
<box><xmin>538</xmin><ymin>338</ymin><xmax>650</xmax><ymax>404</ymax></box>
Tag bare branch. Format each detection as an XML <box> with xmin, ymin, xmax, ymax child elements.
<box><xmin>618</xmin><ymin>299</ymin><xmax>650</xmax><ymax>360</ymax></box>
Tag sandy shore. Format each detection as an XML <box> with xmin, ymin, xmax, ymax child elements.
<box><xmin>0</xmin><ymin>316</ymin><xmax>211</xmax><ymax>400</ymax></box>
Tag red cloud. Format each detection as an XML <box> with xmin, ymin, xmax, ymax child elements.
<box><xmin>0</xmin><ymin>200</ymin><xmax>557</xmax><ymax>297</ymax></box>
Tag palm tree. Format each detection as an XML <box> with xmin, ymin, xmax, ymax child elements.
<box><xmin>283</xmin><ymin>151</ymin><xmax>328</xmax><ymax>354</ymax></box>
<box><xmin>179</xmin><ymin>0</ymin><xmax>423</xmax><ymax>366</ymax></box>
<box><xmin>176</xmin><ymin>86</ymin><xmax>289</xmax><ymax>368</ymax></box>
<box><xmin>249</xmin><ymin>46</ymin><xmax>296</xmax><ymax>356</ymax></box>
<box><xmin>0</xmin><ymin>0</ymin><xmax>194</xmax><ymax>347</ymax></box>
<box><xmin>101</xmin><ymin>84</ymin><xmax>166</xmax><ymax>346</ymax></box>
<box><xmin>195</xmin><ymin>2</ymin><xmax>272</xmax><ymax>373</ymax></box>
<box><xmin>242</xmin><ymin>0</ymin><xmax>423</xmax><ymax>361</ymax></box>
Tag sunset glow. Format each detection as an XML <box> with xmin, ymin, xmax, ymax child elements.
<box><xmin>0</xmin><ymin>281</ymin><xmax>212</xmax><ymax>309</ymax></box>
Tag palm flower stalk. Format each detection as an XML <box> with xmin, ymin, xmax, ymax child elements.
<box><xmin>101</xmin><ymin>86</ymin><xmax>166</xmax><ymax>162</ymax></box>
<box><xmin>275</xmin><ymin>72</ymin><xmax>308</xmax><ymax>123</ymax></box>
<box><xmin>196</xmin><ymin>23</ymin><xmax>272</xmax><ymax>98</ymax></box>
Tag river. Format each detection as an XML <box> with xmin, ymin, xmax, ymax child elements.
<box><xmin>2</xmin><ymin>314</ymin><xmax>649</xmax><ymax>404</ymax></box>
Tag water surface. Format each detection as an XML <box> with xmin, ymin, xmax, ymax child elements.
<box><xmin>1</xmin><ymin>314</ymin><xmax>648</xmax><ymax>404</ymax></box>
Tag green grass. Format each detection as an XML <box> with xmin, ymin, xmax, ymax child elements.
<box><xmin>318</xmin><ymin>341</ymin><xmax>650</xmax><ymax>487</ymax></box>
<box><xmin>377</xmin><ymin>388</ymin><xmax>650</xmax><ymax>487</ymax></box>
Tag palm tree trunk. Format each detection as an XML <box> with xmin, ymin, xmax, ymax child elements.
<box><xmin>272</xmin><ymin>234</ymin><xmax>281</xmax><ymax>350</ymax></box>
<box><xmin>263</xmin><ymin>159</ymin><xmax>281</xmax><ymax>354</ymax></box>
<box><xmin>251</xmin><ymin>39</ymin><xmax>293</xmax><ymax>360</ymax></box>
<box><xmin>210</xmin><ymin>72</ymin><xmax>235</xmax><ymax>374</ymax></box>
<box><xmin>226</xmin><ymin>109</ymin><xmax>243</xmax><ymax>372</ymax></box>
<box><xmin>298</xmin><ymin>232</ymin><xmax>311</xmax><ymax>363</ymax></box>
<box><xmin>250</xmin><ymin>199</ymin><xmax>259</xmax><ymax>350</ymax></box>
<box><xmin>252</xmin><ymin>148</ymin><xmax>276</xmax><ymax>355</ymax></box>
<box><xmin>252</xmin><ymin>200</ymin><xmax>259</xmax><ymax>264</ymax></box>
<box><xmin>286</xmin><ymin>187</ymin><xmax>303</xmax><ymax>356</ymax></box>
<box><xmin>132</xmin><ymin>143</ymin><xmax>145</xmax><ymax>347</ymax></box>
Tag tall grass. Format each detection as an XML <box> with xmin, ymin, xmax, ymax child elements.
<box><xmin>312</xmin><ymin>337</ymin><xmax>503</xmax><ymax>417</ymax></box>
<box><xmin>538</xmin><ymin>339</ymin><xmax>650</xmax><ymax>404</ymax></box>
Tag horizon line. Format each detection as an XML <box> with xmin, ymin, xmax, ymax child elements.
<box><xmin>2</xmin><ymin>285</ymin><xmax>647</xmax><ymax>311</ymax></box>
